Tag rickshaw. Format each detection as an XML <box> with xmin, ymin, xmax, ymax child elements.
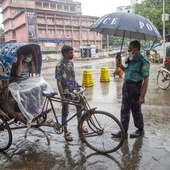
<box><xmin>0</xmin><ymin>43</ymin><xmax>125</xmax><ymax>153</ymax></box>
<box><xmin>157</xmin><ymin>57</ymin><xmax>170</xmax><ymax>90</ymax></box>
<box><xmin>0</xmin><ymin>43</ymin><xmax>52</xmax><ymax>149</ymax></box>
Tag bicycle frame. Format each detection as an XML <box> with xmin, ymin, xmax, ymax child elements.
<box><xmin>41</xmin><ymin>87</ymin><xmax>103</xmax><ymax>134</ymax></box>
<box><xmin>42</xmin><ymin>94</ymin><xmax>84</xmax><ymax>127</ymax></box>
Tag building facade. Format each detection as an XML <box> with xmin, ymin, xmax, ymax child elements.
<box><xmin>0</xmin><ymin>0</ymin><xmax>102</xmax><ymax>54</ymax></box>
<box><xmin>117</xmin><ymin>0</ymin><xmax>142</xmax><ymax>13</ymax></box>
<box><xmin>117</xmin><ymin>5</ymin><xmax>131</xmax><ymax>13</ymax></box>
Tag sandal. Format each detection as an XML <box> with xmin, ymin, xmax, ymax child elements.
<box><xmin>64</xmin><ymin>132</ymin><xmax>73</xmax><ymax>141</ymax></box>
<box><xmin>82</xmin><ymin>126</ymin><xmax>88</xmax><ymax>133</ymax></box>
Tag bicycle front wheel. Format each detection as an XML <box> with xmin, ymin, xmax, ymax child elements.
<box><xmin>157</xmin><ymin>70</ymin><xmax>170</xmax><ymax>90</ymax></box>
<box><xmin>0</xmin><ymin>116</ymin><xmax>12</xmax><ymax>151</ymax></box>
<box><xmin>78</xmin><ymin>110</ymin><xmax>125</xmax><ymax>153</ymax></box>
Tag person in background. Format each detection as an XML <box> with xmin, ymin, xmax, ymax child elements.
<box><xmin>112</xmin><ymin>40</ymin><xmax>150</xmax><ymax>138</ymax></box>
<box><xmin>55</xmin><ymin>45</ymin><xmax>88</xmax><ymax>141</ymax></box>
<box><xmin>113</xmin><ymin>52</ymin><xmax>124</xmax><ymax>78</ymax></box>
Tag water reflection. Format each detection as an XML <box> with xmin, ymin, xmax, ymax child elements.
<box><xmin>84</xmin><ymin>152</ymin><xmax>123</xmax><ymax>170</ymax></box>
<box><xmin>80</xmin><ymin>59</ymin><xmax>115</xmax><ymax>70</ymax></box>
<box><xmin>114</xmin><ymin>78</ymin><xmax>123</xmax><ymax>103</ymax></box>
<box><xmin>121</xmin><ymin>137</ymin><xmax>143</xmax><ymax>169</ymax></box>
<box><xmin>100</xmin><ymin>82</ymin><xmax>110</xmax><ymax>96</ymax></box>
<box><xmin>81</xmin><ymin>65</ymin><xmax>92</xmax><ymax>69</ymax></box>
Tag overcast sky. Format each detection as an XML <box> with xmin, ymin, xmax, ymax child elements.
<box><xmin>78</xmin><ymin>0</ymin><xmax>132</xmax><ymax>17</ymax></box>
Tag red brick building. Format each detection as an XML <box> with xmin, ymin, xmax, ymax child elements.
<box><xmin>0</xmin><ymin>0</ymin><xmax>102</xmax><ymax>54</ymax></box>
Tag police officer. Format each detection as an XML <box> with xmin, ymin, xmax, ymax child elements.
<box><xmin>112</xmin><ymin>40</ymin><xmax>150</xmax><ymax>138</ymax></box>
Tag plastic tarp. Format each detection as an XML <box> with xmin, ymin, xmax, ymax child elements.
<box><xmin>9</xmin><ymin>76</ymin><xmax>53</xmax><ymax>125</ymax></box>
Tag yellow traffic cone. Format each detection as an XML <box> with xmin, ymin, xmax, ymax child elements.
<box><xmin>100</xmin><ymin>67</ymin><xmax>110</xmax><ymax>82</ymax></box>
<box><xmin>82</xmin><ymin>69</ymin><xmax>94</xmax><ymax>87</ymax></box>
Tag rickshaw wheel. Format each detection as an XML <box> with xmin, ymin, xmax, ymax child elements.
<box><xmin>0</xmin><ymin>115</ymin><xmax>12</xmax><ymax>151</ymax></box>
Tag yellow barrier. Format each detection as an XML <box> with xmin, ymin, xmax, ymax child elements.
<box><xmin>82</xmin><ymin>69</ymin><xmax>94</xmax><ymax>87</ymax></box>
<box><xmin>100</xmin><ymin>67</ymin><xmax>110</xmax><ymax>82</ymax></box>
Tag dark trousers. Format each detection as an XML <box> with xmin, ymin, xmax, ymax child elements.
<box><xmin>120</xmin><ymin>82</ymin><xmax>144</xmax><ymax>132</ymax></box>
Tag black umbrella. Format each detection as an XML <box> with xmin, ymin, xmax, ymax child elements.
<box><xmin>90</xmin><ymin>12</ymin><xmax>162</xmax><ymax>51</ymax></box>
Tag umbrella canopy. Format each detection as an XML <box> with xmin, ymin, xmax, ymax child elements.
<box><xmin>90</xmin><ymin>12</ymin><xmax>162</xmax><ymax>43</ymax></box>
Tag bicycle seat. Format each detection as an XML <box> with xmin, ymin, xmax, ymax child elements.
<box><xmin>43</xmin><ymin>91</ymin><xmax>58</xmax><ymax>97</ymax></box>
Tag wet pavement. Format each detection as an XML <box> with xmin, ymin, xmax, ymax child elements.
<box><xmin>0</xmin><ymin>57</ymin><xmax>170</xmax><ymax>170</ymax></box>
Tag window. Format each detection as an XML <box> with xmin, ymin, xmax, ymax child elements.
<box><xmin>64</xmin><ymin>6</ymin><xmax>69</xmax><ymax>11</ymax></box>
<box><xmin>65</xmin><ymin>30</ymin><xmax>71</xmax><ymax>35</ymax></box>
<box><xmin>47</xmin><ymin>29</ymin><xmax>55</xmax><ymax>34</ymax></box>
<box><xmin>11</xmin><ymin>20</ymin><xmax>15</xmax><ymax>27</ymax></box>
<box><xmin>43</xmin><ymin>2</ymin><xmax>49</xmax><ymax>8</ymax></box>
<box><xmin>11</xmin><ymin>0</ymin><xmax>17</xmax><ymax>3</ymax></box>
<box><xmin>70</xmin><ymin>6</ymin><xmax>74</xmax><ymax>12</ymax></box>
<box><xmin>12</xmin><ymin>30</ymin><xmax>16</xmax><ymax>36</ymax></box>
<box><xmin>35</xmin><ymin>2</ymin><xmax>41</xmax><ymax>7</ymax></box>
<box><xmin>37</xmin><ymin>17</ymin><xmax>45</xmax><ymax>22</ymax></box>
<box><xmin>82</xmin><ymin>30</ymin><xmax>88</xmax><ymax>34</ymax></box>
<box><xmin>81</xmin><ymin>21</ymin><xmax>87</xmax><ymax>25</ymax></box>
<box><xmin>11</xmin><ymin>9</ymin><xmax>17</xmax><ymax>14</ymax></box>
<box><xmin>73</xmin><ymin>20</ymin><xmax>79</xmax><ymax>25</ymax></box>
<box><xmin>90</xmin><ymin>41</ymin><xmax>95</xmax><ymax>44</ymax></box>
<box><xmin>74</xmin><ymin>41</ymin><xmax>80</xmax><ymax>45</ymax></box>
<box><xmin>20</xmin><ymin>0</ymin><xmax>25</xmax><ymax>4</ymax></box>
<box><xmin>57</xmin><ymin>5</ymin><xmax>62</xmax><ymax>10</ymax></box>
<box><xmin>50</xmin><ymin>3</ymin><xmax>56</xmax><ymax>9</ymax></box>
<box><xmin>66</xmin><ymin>41</ymin><xmax>71</xmax><ymax>45</ymax></box>
<box><xmin>27</xmin><ymin>0</ymin><xmax>34</xmax><ymax>5</ymax></box>
<box><xmin>56</xmin><ymin>18</ymin><xmax>63</xmax><ymax>23</ymax></box>
<box><xmin>64</xmin><ymin>19</ymin><xmax>70</xmax><ymax>24</ymax></box>
<box><xmin>82</xmin><ymin>40</ymin><xmax>88</xmax><ymax>45</ymax></box>
<box><xmin>73</xmin><ymin>30</ymin><xmax>79</xmax><ymax>34</ymax></box>
<box><xmin>57</xmin><ymin>30</ymin><xmax>63</xmax><ymax>34</ymax></box>
<box><xmin>47</xmin><ymin>18</ymin><xmax>54</xmax><ymax>23</ymax></box>
<box><xmin>38</xmin><ymin>29</ymin><xmax>46</xmax><ymax>34</ymax></box>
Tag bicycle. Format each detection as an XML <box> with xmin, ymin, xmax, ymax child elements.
<box><xmin>157</xmin><ymin>67</ymin><xmax>170</xmax><ymax>90</ymax></box>
<box><xmin>0</xmin><ymin>86</ymin><xmax>125</xmax><ymax>154</ymax></box>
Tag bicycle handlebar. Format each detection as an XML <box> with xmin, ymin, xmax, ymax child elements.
<box><xmin>63</xmin><ymin>85</ymin><xmax>86</xmax><ymax>97</ymax></box>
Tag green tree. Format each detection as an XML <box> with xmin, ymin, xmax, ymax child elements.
<box><xmin>133</xmin><ymin>0</ymin><xmax>170</xmax><ymax>35</ymax></box>
<box><xmin>0</xmin><ymin>27</ymin><xmax>4</xmax><ymax>35</ymax></box>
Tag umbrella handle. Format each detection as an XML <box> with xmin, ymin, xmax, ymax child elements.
<box><xmin>120</xmin><ymin>31</ymin><xmax>125</xmax><ymax>53</ymax></box>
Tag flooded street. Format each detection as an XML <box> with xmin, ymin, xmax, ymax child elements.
<box><xmin>0</xmin><ymin>57</ymin><xmax>170</xmax><ymax>170</ymax></box>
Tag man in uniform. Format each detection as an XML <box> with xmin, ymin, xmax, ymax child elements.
<box><xmin>112</xmin><ymin>40</ymin><xmax>150</xmax><ymax>138</ymax></box>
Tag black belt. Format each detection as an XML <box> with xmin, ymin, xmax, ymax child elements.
<box><xmin>124</xmin><ymin>80</ymin><xmax>142</xmax><ymax>85</ymax></box>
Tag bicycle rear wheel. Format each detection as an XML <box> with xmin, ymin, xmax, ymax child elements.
<box><xmin>0</xmin><ymin>116</ymin><xmax>12</xmax><ymax>151</ymax></box>
<box><xmin>78</xmin><ymin>110</ymin><xmax>125</xmax><ymax>153</ymax></box>
<box><xmin>157</xmin><ymin>70</ymin><xmax>170</xmax><ymax>90</ymax></box>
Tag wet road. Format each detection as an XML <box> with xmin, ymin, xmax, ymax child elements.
<box><xmin>0</xmin><ymin>57</ymin><xmax>170</xmax><ymax>170</ymax></box>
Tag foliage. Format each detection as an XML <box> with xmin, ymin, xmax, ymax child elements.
<box><xmin>0</xmin><ymin>27</ymin><xmax>4</xmax><ymax>35</ymax></box>
<box><xmin>102</xmin><ymin>35</ymin><xmax>126</xmax><ymax>49</ymax></box>
<box><xmin>133</xmin><ymin>0</ymin><xmax>170</xmax><ymax>36</ymax></box>
<box><xmin>102</xmin><ymin>35</ymin><xmax>148</xmax><ymax>50</ymax></box>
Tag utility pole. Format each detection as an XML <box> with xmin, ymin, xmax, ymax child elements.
<box><xmin>106</xmin><ymin>35</ymin><xmax>109</xmax><ymax>50</ymax></box>
<box><xmin>162</xmin><ymin>0</ymin><xmax>166</xmax><ymax>62</ymax></box>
